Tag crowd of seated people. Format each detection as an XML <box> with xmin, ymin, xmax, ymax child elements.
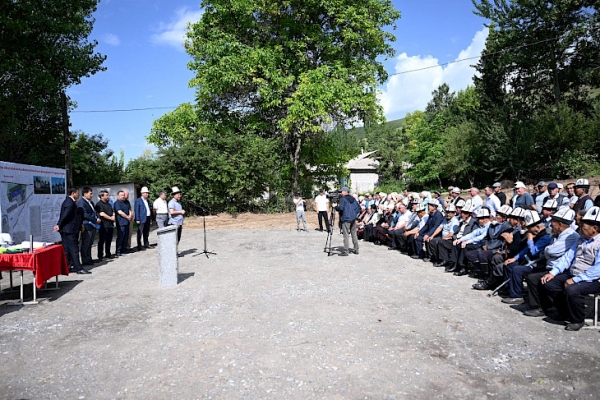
<box><xmin>352</xmin><ymin>179</ymin><xmax>600</xmax><ymax>331</ymax></box>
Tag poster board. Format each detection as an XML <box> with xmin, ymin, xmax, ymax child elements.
<box><xmin>0</xmin><ymin>161</ymin><xmax>66</xmax><ymax>244</ymax></box>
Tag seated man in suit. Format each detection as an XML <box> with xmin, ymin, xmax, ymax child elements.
<box><xmin>411</xmin><ymin>199</ymin><xmax>444</xmax><ymax>260</ymax></box>
<box><xmin>394</xmin><ymin>204</ymin><xmax>426</xmax><ymax>253</ymax></box>
<box><xmin>427</xmin><ymin>203</ymin><xmax>460</xmax><ymax>266</ymax></box>
<box><xmin>443</xmin><ymin>201</ymin><xmax>478</xmax><ymax>273</ymax></box>
<box><xmin>500</xmin><ymin>210</ymin><xmax>552</xmax><ymax>305</ymax></box>
<box><xmin>448</xmin><ymin>206</ymin><xmax>493</xmax><ymax>276</ymax></box>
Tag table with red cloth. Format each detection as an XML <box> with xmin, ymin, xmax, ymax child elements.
<box><xmin>0</xmin><ymin>244</ymin><xmax>69</xmax><ymax>289</ymax></box>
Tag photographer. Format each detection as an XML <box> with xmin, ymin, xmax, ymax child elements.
<box><xmin>334</xmin><ymin>187</ymin><xmax>360</xmax><ymax>256</ymax></box>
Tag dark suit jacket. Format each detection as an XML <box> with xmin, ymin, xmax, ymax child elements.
<box><xmin>57</xmin><ymin>196</ymin><xmax>83</xmax><ymax>234</ymax></box>
<box><xmin>454</xmin><ymin>217</ymin><xmax>478</xmax><ymax>240</ymax></box>
<box><xmin>134</xmin><ymin>197</ymin><xmax>151</xmax><ymax>224</ymax></box>
<box><xmin>77</xmin><ymin>197</ymin><xmax>97</xmax><ymax>231</ymax></box>
<box><xmin>419</xmin><ymin>210</ymin><xmax>444</xmax><ymax>237</ymax></box>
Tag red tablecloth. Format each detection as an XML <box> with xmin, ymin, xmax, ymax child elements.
<box><xmin>0</xmin><ymin>244</ymin><xmax>69</xmax><ymax>288</ymax></box>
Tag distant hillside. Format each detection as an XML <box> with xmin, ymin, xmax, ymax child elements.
<box><xmin>350</xmin><ymin>118</ymin><xmax>405</xmax><ymax>140</ymax></box>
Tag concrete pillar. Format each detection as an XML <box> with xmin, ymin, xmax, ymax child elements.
<box><xmin>156</xmin><ymin>225</ymin><xmax>178</xmax><ymax>287</ymax></box>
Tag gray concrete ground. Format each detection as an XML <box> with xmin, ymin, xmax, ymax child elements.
<box><xmin>1</xmin><ymin>227</ymin><xmax>599</xmax><ymax>399</ymax></box>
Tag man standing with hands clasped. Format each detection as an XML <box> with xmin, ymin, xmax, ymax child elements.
<box><xmin>135</xmin><ymin>186</ymin><xmax>154</xmax><ymax>250</ymax></box>
<box><xmin>314</xmin><ymin>189</ymin><xmax>330</xmax><ymax>233</ymax></box>
<box><xmin>114</xmin><ymin>190</ymin><xmax>134</xmax><ymax>257</ymax></box>
<box><xmin>168</xmin><ymin>186</ymin><xmax>185</xmax><ymax>244</ymax></box>
<box><xmin>334</xmin><ymin>187</ymin><xmax>360</xmax><ymax>256</ymax></box>
<box><xmin>55</xmin><ymin>187</ymin><xmax>90</xmax><ymax>274</ymax></box>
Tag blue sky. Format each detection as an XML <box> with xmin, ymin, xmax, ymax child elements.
<box><xmin>68</xmin><ymin>0</ymin><xmax>489</xmax><ymax>163</ymax></box>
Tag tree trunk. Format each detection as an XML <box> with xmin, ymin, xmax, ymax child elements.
<box><xmin>292</xmin><ymin>135</ymin><xmax>302</xmax><ymax>195</ymax></box>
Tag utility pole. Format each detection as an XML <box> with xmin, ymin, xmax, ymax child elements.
<box><xmin>60</xmin><ymin>91</ymin><xmax>73</xmax><ymax>188</ymax></box>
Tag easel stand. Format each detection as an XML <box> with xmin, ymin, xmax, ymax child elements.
<box><xmin>323</xmin><ymin>206</ymin><xmax>337</xmax><ymax>256</ymax></box>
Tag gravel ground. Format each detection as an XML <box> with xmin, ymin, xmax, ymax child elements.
<box><xmin>1</xmin><ymin>225</ymin><xmax>599</xmax><ymax>399</ymax></box>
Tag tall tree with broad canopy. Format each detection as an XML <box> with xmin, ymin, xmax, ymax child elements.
<box><xmin>185</xmin><ymin>0</ymin><xmax>401</xmax><ymax>194</ymax></box>
<box><xmin>0</xmin><ymin>0</ymin><xmax>106</xmax><ymax>167</ymax></box>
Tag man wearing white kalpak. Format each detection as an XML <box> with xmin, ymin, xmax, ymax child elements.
<box><xmin>168</xmin><ymin>186</ymin><xmax>185</xmax><ymax>244</ymax></box>
<box><xmin>539</xmin><ymin>206</ymin><xmax>600</xmax><ymax>331</ymax></box>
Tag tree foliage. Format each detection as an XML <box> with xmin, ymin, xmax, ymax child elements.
<box><xmin>185</xmin><ymin>0</ymin><xmax>400</xmax><ymax>193</ymax></box>
<box><xmin>70</xmin><ymin>132</ymin><xmax>125</xmax><ymax>187</ymax></box>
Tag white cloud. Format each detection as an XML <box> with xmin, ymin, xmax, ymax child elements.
<box><xmin>103</xmin><ymin>33</ymin><xmax>120</xmax><ymax>46</ymax></box>
<box><xmin>379</xmin><ymin>28</ymin><xmax>488</xmax><ymax>119</ymax></box>
<box><xmin>151</xmin><ymin>8</ymin><xmax>203</xmax><ymax>50</ymax></box>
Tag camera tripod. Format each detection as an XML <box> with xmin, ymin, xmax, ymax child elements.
<box><xmin>323</xmin><ymin>205</ymin><xmax>337</xmax><ymax>256</ymax></box>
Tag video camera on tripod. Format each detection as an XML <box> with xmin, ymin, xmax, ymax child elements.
<box><xmin>326</xmin><ymin>189</ymin><xmax>342</xmax><ymax>204</ymax></box>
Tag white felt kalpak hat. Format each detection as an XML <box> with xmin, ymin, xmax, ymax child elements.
<box><xmin>452</xmin><ymin>187</ymin><xmax>461</xmax><ymax>194</ymax></box>
<box><xmin>552</xmin><ymin>207</ymin><xmax>576</xmax><ymax>225</ymax></box>
<box><xmin>455</xmin><ymin>199</ymin><xmax>466</xmax><ymax>208</ymax></box>
<box><xmin>514</xmin><ymin>181</ymin><xmax>527</xmax><ymax>189</ymax></box>
<box><xmin>523</xmin><ymin>210</ymin><xmax>542</xmax><ymax>228</ymax></box>
<box><xmin>582</xmin><ymin>206</ymin><xmax>600</xmax><ymax>226</ymax></box>
<box><xmin>575</xmin><ymin>178</ymin><xmax>590</xmax><ymax>188</ymax></box>
<box><xmin>414</xmin><ymin>203</ymin><xmax>426</xmax><ymax>212</ymax></box>
<box><xmin>461</xmin><ymin>200</ymin><xmax>475</xmax><ymax>213</ymax></box>
<box><xmin>140</xmin><ymin>186</ymin><xmax>150</xmax><ymax>193</ymax></box>
<box><xmin>446</xmin><ymin>203</ymin><xmax>457</xmax><ymax>213</ymax></box>
<box><xmin>509</xmin><ymin>207</ymin><xmax>525</xmax><ymax>220</ymax></box>
<box><xmin>171</xmin><ymin>186</ymin><xmax>181</xmax><ymax>194</ymax></box>
<box><xmin>497</xmin><ymin>205</ymin><xmax>513</xmax><ymax>216</ymax></box>
<box><xmin>428</xmin><ymin>199</ymin><xmax>439</xmax><ymax>207</ymax></box>
<box><xmin>542</xmin><ymin>199</ymin><xmax>558</xmax><ymax>210</ymax></box>
<box><xmin>476</xmin><ymin>207</ymin><xmax>491</xmax><ymax>218</ymax></box>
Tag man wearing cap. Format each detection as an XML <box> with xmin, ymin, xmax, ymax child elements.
<box><xmin>411</xmin><ymin>200</ymin><xmax>444</xmax><ymax>259</ymax></box>
<box><xmin>135</xmin><ymin>186</ymin><xmax>154</xmax><ymax>250</ymax></box>
<box><xmin>314</xmin><ymin>189</ymin><xmax>330</xmax><ymax>233</ymax></box>
<box><xmin>546</xmin><ymin>182</ymin><xmax>569</xmax><ymax>209</ymax></box>
<box><xmin>449</xmin><ymin>206</ymin><xmax>493</xmax><ymax>276</ymax></box>
<box><xmin>500</xmin><ymin>210</ymin><xmax>552</xmax><ymax>304</ymax></box>
<box><xmin>484</xmin><ymin>185</ymin><xmax>501</xmax><ymax>218</ymax></box>
<box><xmin>512</xmin><ymin>182</ymin><xmax>535</xmax><ymax>210</ymax></box>
<box><xmin>573</xmin><ymin>178</ymin><xmax>593</xmax><ymax>214</ymax></box>
<box><xmin>443</xmin><ymin>202</ymin><xmax>478</xmax><ymax>272</ymax></box>
<box><xmin>493</xmin><ymin>182</ymin><xmax>506</xmax><ymax>205</ymax></box>
<box><xmin>153</xmin><ymin>191</ymin><xmax>169</xmax><ymax>228</ymax></box>
<box><xmin>374</xmin><ymin>203</ymin><xmax>398</xmax><ymax>244</ymax></box>
<box><xmin>334</xmin><ymin>187</ymin><xmax>361</xmax><ymax>256</ymax></box>
<box><xmin>428</xmin><ymin>204</ymin><xmax>460</xmax><ymax>266</ymax></box>
<box><xmin>449</xmin><ymin>187</ymin><xmax>464</xmax><ymax>206</ymax></box>
<box><xmin>523</xmin><ymin>208</ymin><xmax>580</xmax><ymax>317</ymax></box>
<box><xmin>168</xmin><ymin>186</ymin><xmax>186</xmax><ymax>244</ymax></box>
<box><xmin>387</xmin><ymin>203</ymin><xmax>414</xmax><ymax>250</ymax></box>
<box><xmin>533</xmin><ymin>181</ymin><xmax>549</xmax><ymax>213</ymax></box>
<box><xmin>469</xmin><ymin>205</ymin><xmax>514</xmax><ymax>288</ymax></box>
<box><xmin>537</xmin><ymin>206</ymin><xmax>600</xmax><ymax>330</ymax></box>
<box><xmin>433</xmin><ymin>191</ymin><xmax>446</xmax><ymax>210</ymax></box>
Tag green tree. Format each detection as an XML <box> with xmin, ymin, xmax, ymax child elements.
<box><xmin>70</xmin><ymin>132</ymin><xmax>125</xmax><ymax>186</ymax></box>
<box><xmin>0</xmin><ymin>0</ymin><xmax>106</xmax><ymax>168</ymax></box>
<box><xmin>185</xmin><ymin>0</ymin><xmax>401</xmax><ymax>194</ymax></box>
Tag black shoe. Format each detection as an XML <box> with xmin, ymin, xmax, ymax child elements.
<box><xmin>472</xmin><ymin>280</ymin><xmax>492</xmax><ymax>290</ymax></box>
<box><xmin>340</xmin><ymin>252</ymin><xmax>348</xmax><ymax>257</ymax></box>
<box><xmin>76</xmin><ymin>269</ymin><xmax>92</xmax><ymax>274</ymax></box>
<box><xmin>106</xmin><ymin>254</ymin><xmax>114</xmax><ymax>259</ymax></box>
<box><xmin>565</xmin><ymin>322</ymin><xmax>585</xmax><ymax>331</ymax></box>
<box><xmin>523</xmin><ymin>308</ymin><xmax>545</xmax><ymax>317</ymax></box>
<box><xmin>445</xmin><ymin>264</ymin><xmax>457</xmax><ymax>273</ymax></box>
<box><xmin>350</xmin><ymin>249</ymin><xmax>359</xmax><ymax>255</ymax></box>
<box><xmin>388</xmin><ymin>246</ymin><xmax>397</xmax><ymax>250</ymax></box>
<box><xmin>137</xmin><ymin>246</ymin><xmax>145</xmax><ymax>251</ymax></box>
<box><xmin>453</xmin><ymin>268</ymin><xmax>468</xmax><ymax>276</ymax></box>
<box><xmin>410</xmin><ymin>255</ymin><xmax>420</xmax><ymax>259</ymax></box>
<box><xmin>423</xmin><ymin>258</ymin><xmax>431</xmax><ymax>263</ymax></box>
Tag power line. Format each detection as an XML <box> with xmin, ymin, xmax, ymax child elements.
<box><xmin>71</xmin><ymin>106</ymin><xmax>178</xmax><ymax>113</ymax></box>
<box><xmin>70</xmin><ymin>33</ymin><xmax>574</xmax><ymax>113</ymax></box>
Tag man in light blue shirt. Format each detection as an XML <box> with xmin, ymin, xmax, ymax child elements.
<box><xmin>469</xmin><ymin>187</ymin><xmax>483</xmax><ymax>213</ymax></box>
<box><xmin>427</xmin><ymin>204</ymin><xmax>460</xmax><ymax>266</ymax></box>
<box><xmin>538</xmin><ymin>206</ymin><xmax>600</xmax><ymax>330</ymax></box>
<box><xmin>524</xmin><ymin>208</ymin><xmax>579</xmax><ymax>317</ymax></box>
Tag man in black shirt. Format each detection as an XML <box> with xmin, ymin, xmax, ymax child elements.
<box><xmin>95</xmin><ymin>190</ymin><xmax>115</xmax><ymax>259</ymax></box>
<box><xmin>493</xmin><ymin>182</ymin><xmax>506</xmax><ymax>206</ymax></box>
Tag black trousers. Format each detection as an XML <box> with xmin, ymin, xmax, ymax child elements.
<box><xmin>451</xmin><ymin>243</ymin><xmax>479</xmax><ymax>267</ymax></box>
<box><xmin>525</xmin><ymin>270</ymin><xmax>547</xmax><ymax>308</ymax></box>
<box><xmin>61</xmin><ymin>232</ymin><xmax>82</xmax><ymax>271</ymax></box>
<box><xmin>174</xmin><ymin>225</ymin><xmax>182</xmax><ymax>243</ymax></box>
<box><xmin>80</xmin><ymin>228</ymin><xmax>96</xmax><ymax>264</ymax></box>
<box><xmin>363</xmin><ymin>224</ymin><xmax>376</xmax><ymax>242</ymax></box>
<box><xmin>541</xmin><ymin>272</ymin><xmax>600</xmax><ymax>323</ymax></box>
<box><xmin>389</xmin><ymin>228</ymin><xmax>405</xmax><ymax>248</ymax></box>
<box><xmin>436</xmin><ymin>239</ymin><xmax>454</xmax><ymax>263</ymax></box>
<box><xmin>97</xmin><ymin>226</ymin><xmax>113</xmax><ymax>258</ymax></box>
<box><xmin>116</xmin><ymin>224</ymin><xmax>129</xmax><ymax>255</ymax></box>
<box><xmin>137</xmin><ymin>220</ymin><xmax>151</xmax><ymax>248</ymax></box>
<box><xmin>374</xmin><ymin>226</ymin><xmax>390</xmax><ymax>244</ymax></box>
<box><xmin>490</xmin><ymin>253</ymin><xmax>506</xmax><ymax>277</ymax></box>
<box><xmin>317</xmin><ymin>211</ymin><xmax>330</xmax><ymax>232</ymax></box>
